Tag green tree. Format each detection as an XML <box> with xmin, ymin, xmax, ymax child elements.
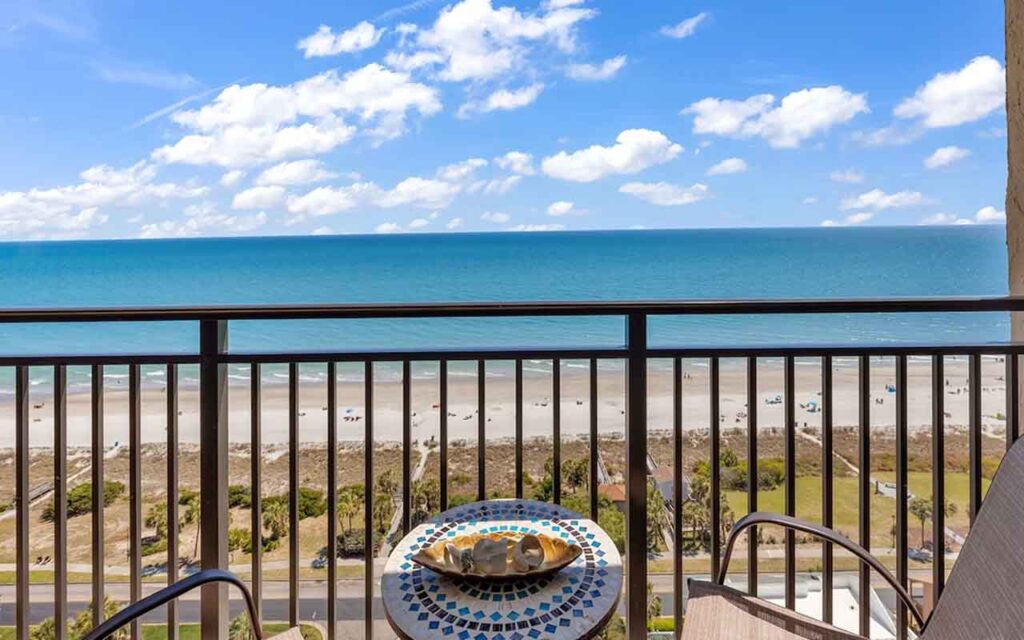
<box><xmin>909</xmin><ymin>495</ymin><xmax>958</xmax><ymax>547</ymax></box>
<box><xmin>374</xmin><ymin>491</ymin><xmax>394</xmax><ymax>536</ymax></box>
<box><xmin>562</xmin><ymin>458</ymin><xmax>589</xmax><ymax>494</ymax></box>
<box><xmin>42</xmin><ymin>480</ymin><xmax>125</xmax><ymax>523</ymax></box>
<box><xmin>263</xmin><ymin>497</ymin><xmax>289</xmax><ymax>541</ymax></box>
<box><xmin>338</xmin><ymin>484</ymin><xmax>365</xmax><ymax>532</ymax></box>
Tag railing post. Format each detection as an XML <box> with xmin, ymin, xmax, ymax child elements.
<box><xmin>625</xmin><ymin>313</ymin><xmax>648</xmax><ymax>640</ymax></box>
<box><xmin>199</xmin><ymin>320</ymin><xmax>229</xmax><ymax>640</ymax></box>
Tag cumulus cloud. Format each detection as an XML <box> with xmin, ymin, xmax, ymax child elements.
<box><xmin>458</xmin><ymin>83</ymin><xmax>544</xmax><ymax>117</ymax></box>
<box><xmin>924</xmin><ymin>146</ymin><xmax>970</xmax><ymax>169</ymax></box>
<box><xmin>850</xmin><ymin>123</ymin><xmax>922</xmax><ymax>148</ymax></box>
<box><xmin>153</xmin><ymin>64</ymin><xmax>441</xmax><ymax>167</ymax></box>
<box><xmin>974</xmin><ymin>205</ymin><xmax>1005</xmax><ymax>222</ymax></box>
<box><xmin>895</xmin><ymin>56</ymin><xmax>1005</xmax><ymax>128</ymax></box>
<box><xmin>920</xmin><ymin>213</ymin><xmax>974</xmax><ymax>225</ymax></box>
<box><xmin>706</xmin><ymin>157</ymin><xmax>748</xmax><ymax>176</ymax></box>
<box><xmin>220</xmin><ymin>170</ymin><xmax>246</xmax><ymax>188</ymax></box>
<box><xmin>618</xmin><ymin>182</ymin><xmax>710</xmax><ymax>206</ymax></box>
<box><xmin>298</xmin><ymin>22</ymin><xmax>384</xmax><ymax>57</ymax></box>
<box><xmin>232</xmin><ymin>185</ymin><xmax>286</xmax><ymax>210</ymax></box>
<box><xmin>140</xmin><ymin>202</ymin><xmax>266</xmax><ymax>238</ymax></box>
<box><xmin>840</xmin><ymin>189</ymin><xmax>926</xmax><ymax>211</ymax></box>
<box><xmin>541</xmin><ymin>129</ymin><xmax>682</xmax><ymax>182</ymax></box>
<box><xmin>829</xmin><ymin>169</ymin><xmax>864</xmax><ymax>184</ymax></box>
<box><xmin>480</xmin><ymin>211</ymin><xmax>511</xmax><ymax>223</ymax></box>
<box><xmin>384</xmin><ymin>0</ymin><xmax>596</xmax><ymax>82</ymax></box>
<box><xmin>683</xmin><ymin>86</ymin><xmax>868</xmax><ymax>148</ymax></box>
<box><xmin>437</xmin><ymin>158</ymin><xmax>488</xmax><ymax>182</ymax></box>
<box><xmin>546</xmin><ymin>200</ymin><xmax>576</xmax><ymax>216</ymax></box>
<box><xmin>494</xmin><ymin>151</ymin><xmax>535</xmax><ymax>175</ymax></box>
<box><xmin>509</xmin><ymin>223</ymin><xmax>565</xmax><ymax>231</ymax></box>
<box><xmin>821</xmin><ymin>212</ymin><xmax>874</xmax><ymax>227</ymax></box>
<box><xmin>480</xmin><ymin>175</ymin><xmax>522</xmax><ymax>194</ymax></box>
<box><xmin>255</xmin><ymin>159</ymin><xmax>337</xmax><ymax>186</ymax></box>
<box><xmin>0</xmin><ymin>161</ymin><xmax>206</xmax><ymax>239</ymax></box>
<box><xmin>566</xmin><ymin>55</ymin><xmax>626</xmax><ymax>81</ymax></box>
<box><xmin>286</xmin><ymin>176</ymin><xmax>461</xmax><ymax>218</ymax></box>
<box><xmin>408</xmin><ymin>217</ymin><xmax>430</xmax><ymax>229</ymax></box>
<box><xmin>446</xmin><ymin>217</ymin><xmax>464</xmax><ymax>230</ymax></box>
<box><xmin>660</xmin><ymin>12</ymin><xmax>709</xmax><ymax>39</ymax></box>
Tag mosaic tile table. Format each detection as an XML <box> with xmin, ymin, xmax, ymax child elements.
<box><xmin>382</xmin><ymin>499</ymin><xmax>623</xmax><ymax>640</ymax></box>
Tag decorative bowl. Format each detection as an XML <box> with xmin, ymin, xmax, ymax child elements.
<box><xmin>411</xmin><ymin>532</ymin><xmax>582</xmax><ymax>580</ymax></box>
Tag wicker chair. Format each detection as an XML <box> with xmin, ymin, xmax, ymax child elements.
<box><xmin>81</xmin><ymin>569</ymin><xmax>302</xmax><ymax>640</ymax></box>
<box><xmin>682</xmin><ymin>435</ymin><xmax>1024</xmax><ymax>639</ymax></box>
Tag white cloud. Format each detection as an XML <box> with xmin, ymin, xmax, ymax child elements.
<box><xmin>618</xmin><ymin>182</ymin><xmax>710</xmax><ymax>206</ymax></box>
<box><xmin>153</xmin><ymin>64</ymin><xmax>441</xmax><ymax>167</ymax></box>
<box><xmin>140</xmin><ymin>202</ymin><xmax>266</xmax><ymax>238</ymax></box>
<box><xmin>494</xmin><ymin>151</ymin><xmax>535</xmax><ymax>175</ymax></box>
<box><xmin>974</xmin><ymin>205</ymin><xmax>1005</xmax><ymax>222</ymax></box>
<box><xmin>840</xmin><ymin>189</ymin><xmax>926</xmax><ymax>211</ymax></box>
<box><xmin>255</xmin><ymin>159</ymin><xmax>337</xmax><ymax>186</ymax></box>
<box><xmin>286</xmin><ymin>176</ymin><xmax>460</xmax><ymax>218</ymax></box>
<box><xmin>802</xmin><ymin>196</ymin><xmax>819</xmax><ymax>205</ymax></box>
<box><xmin>546</xmin><ymin>200</ymin><xmax>575</xmax><ymax>216</ymax></box>
<box><xmin>232</xmin><ymin>185</ymin><xmax>286</xmax><ymax>210</ymax></box>
<box><xmin>829</xmin><ymin>169</ymin><xmax>864</xmax><ymax>184</ymax></box>
<box><xmin>541</xmin><ymin>129</ymin><xmax>682</xmax><ymax>182</ymax></box>
<box><xmin>446</xmin><ymin>217</ymin><xmax>464</xmax><ymax>230</ymax></box>
<box><xmin>375</xmin><ymin>221</ymin><xmax>402</xmax><ymax>233</ymax></box>
<box><xmin>298</xmin><ymin>22</ymin><xmax>384</xmax><ymax>58</ymax></box>
<box><xmin>89</xmin><ymin>60</ymin><xmax>197</xmax><ymax>91</ymax></box>
<box><xmin>509</xmin><ymin>223</ymin><xmax>565</xmax><ymax>231</ymax></box>
<box><xmin>706</xmin><ymin>157</ymin><xmax>748</xmax><ymax>176</ymax></box>
<box><xmin>481</xmin><ymin>211</ymin><xmax>511</xmax><ymax>223</ymax></box>
<box><xmin>409</xmin><ymin>217</ymin><xmax>430</xmax><ymax>229</ymax></box>
<box><xmin>821</xmin><ymin>212</ymin><xmax>874</xmax><ymax>227</ymax></box>
<box><xmin>220</xmin><ymin>170</ymin><xmax>246</xmax><ymax>188</ymax></box>
<box><xmin>437</xmin><ymin>158</ymin><xmax>488</xmax><ymax>182</ymax></box>
<box><xmin>684</xmin><ymin>86</ymin><xmax>868</xmax><ymax>148</ymax></box>
<box><xmin>481</xmin><ymin>175</ymin><xmax>522</xmax><ymax>194</ymax></box>
<box><xmin>458</xmin><ymin>83</ymin><xmax>544</xmax><ymax>117</ymax></box>
<box><xmin>566</xmin><ymin>55</ymin><xmax>626</xmax><ymax>81</ymax></box>
<box><xmin>660</xmin><ymin>12</ymin><xmax>708</xmax><ymax>39</ymax></box>
<box><xmin>920</xmin><ymin>213</ymin><xmax>973</xmax><ymax>225</ymax></box>
<box><xmin>850</xmin><ymin>123</ymin><xmax>922</xmax><ymax>147</ymax></box>
<box><xmin>895</xmin><ymin>56</ymin><xmax>1005</xmax><ymax>128</ymax></box>
<box><xmin>0</xmin><ymin>161</ymin><xmax>206</xmax><ymax>239</ymax></box>
<box><xmin>311</xmin><ymin>226</ymin><xmax>334</xmax><ymax>235</ymax></box>
<box><xmin>384</xmin><ymin>0</ymin><xmax>597</xmax><ymax>82</ymax></box>
<box><xmin>924</xmin><ymin>146</ymin><xmax>970</xmax><ymax>169</ymax></box>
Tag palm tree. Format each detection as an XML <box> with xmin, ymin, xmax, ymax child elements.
<box><xmin>262</xmin><ymin>498</ymin><xmax>288</xmax><ymax>541</ymax></box>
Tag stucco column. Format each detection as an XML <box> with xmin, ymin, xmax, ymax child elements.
<box><xmin>1009</xmin><ymin>0</ymin><xmax>1024</xmax><ymax>331</ymax></box>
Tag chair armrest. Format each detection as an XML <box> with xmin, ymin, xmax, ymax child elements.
<box><xmin>719</xmin><ymin>512</ymin><xmax>926</xmax><ymax>632</ymax></box>
<box><xmin>81</xmin><ymin>569</ymin><xmax>263</xmax><ymax>640</ymax></box>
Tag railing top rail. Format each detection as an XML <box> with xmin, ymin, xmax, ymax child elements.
<box><xmin>0</xmin><ymin>295</ymin><xmax>1022</xmax><ymax>323</ymax></box>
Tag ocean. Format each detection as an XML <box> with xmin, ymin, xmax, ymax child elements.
<box><xmin>0</xmin><ymin>226</ymin><xmax>1009</xmax><ymax>391</ymax></box>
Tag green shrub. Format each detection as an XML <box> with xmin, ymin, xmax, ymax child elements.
<box><xmin>228</xmin><ymin>485</ymin><xmax>251</xmax><ymax>509</ymax></box>
<box><xmin>42</xmin><ymin>480</ymin><xmax>125</xmax><ymax>523</ymax></box>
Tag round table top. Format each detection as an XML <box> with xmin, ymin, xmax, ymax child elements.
<box><xmin>382</xmin><ymin>499</ymin><xmax>623</xmax><ymax>640</ymax></box>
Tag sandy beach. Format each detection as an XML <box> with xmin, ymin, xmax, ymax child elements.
<box><xmin>0</xmin><ymin>356</ymin><xmax>1011</xmax><ymax>449</ymax></box>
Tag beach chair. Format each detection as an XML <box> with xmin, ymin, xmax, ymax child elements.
<box><xmin>81</xmin><ymin>569</ymin><xmax>303</xmax><ymax>640</ymax></box>
<box><xmin>681</xmin><ymin>435</ymin><xmax>1024</xmax><ymax>639</ymax></box>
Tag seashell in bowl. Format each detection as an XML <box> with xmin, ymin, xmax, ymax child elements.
<box><xmin>412</xmin><ymin>532</ymin><xmax>581</xmax><ymax>580</ymax></box>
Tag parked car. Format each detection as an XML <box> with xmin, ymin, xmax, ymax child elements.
<box><xmin>908</xmin><ymin>548</ymin><xmax>933</xmax><ymax>563</ymax></box>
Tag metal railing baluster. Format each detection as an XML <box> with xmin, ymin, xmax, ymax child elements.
<box><xmin>625</xmin><ymin>314</ymin><xmax>648</xmax><ymax>640</ymax></box>
<box><xmin>15</xmin><ymin>366</ymin><xmax>29</xmax><ymax>640</ymax></box>
<box><xmin>167</xmin><ymin>364</ymin><xmax>180</xmax><ymax>640</ymax></box>
<box><xmin>478</xmin><ymin>360</ymin><xmax>486</xmax><ymax>501</ymax></box>
<box><xmin>364</xmin><ymin>361</ymin><xmax>374</xmax><ymax>640</ymax></box>
<box><xmin>822</xmin><ymin>356</ymin><xmax>834</xmax><ymax>624</ymax></box>
<box><xmin>516</xmin><ymin>360</ymin><xmax>524</xmax><ymax>501</ymax></box>
<box><xmin>129</xmin><ymin>364</ymin><xmax>142</xmax><ymax>640</ymax></box>
<box><xmin>746</xmin><ymin>356</ymin><xmax>758</xmax><ymax>597</ymax></box>
<box><xmin>969</xmin><ymin>354</ymin><xmax>982</xmax><ymax>523</ymax></box>
<box><xmin>199</xmin><ymin>319</ymin><xmax>229</xmax><ymax>640</ymax></box>
<box><xmin>402</xmin><ymin>360</ymin><xmax>412</xmax><ymax>534</ymax></box>
<box><xmin>91</xmin><ymin>364</ymin><xmax>105</xmax><ymax>627</ymax></box>
<box><xmin>327</xmin><ymin>362</ymin><xmax>338</xmax><ymax>640</ymax></box>
<box><xmin>932</xmin><ymin>355</ymin><xmax>945</xmax><ymax>602</ymax></box>
<box><xmin>784</xmin><ymin>356</ymin><xmax>796</xmax><ymax>610</ymax></box>
<box><xmin>857</xmin><ymin>355</ymin><xmax>871</xmax><ymax>637</ymax></box>
<box><xmin>440</xmin><ymin>360</ymin><xmax>449</xmax><ymax>511</ymax></box>
<box><xmin>1007</xmin><ymin>352</ymin><xmax>1020</xmax><ymax>448</ymax></box>
<box><xmin>249</xmin><ymin>363</ymin><xmax>262</xmax><ymax>620</ymax></box>
<box><xmin>589</xmin><ymin>358</ymin><xmax>598</xmax><ymax>520</ymax></box>
<box><xmin>54</xmin><ymin>365</ymin><xmax>67</xmax><ymax>640</ymax></box>
<box><xmin>672</xmin><ymin>358</ymin><xmax>683</xmax><ymax>640</ymax></box>
<box><xmin>288</xmin><ymin>362</ymin><xmax>299</xmax><ymax>627</ymax></box>
<box><xmin>553</xmin><ymin>358</ymin><xmax>561</xmax><ymax>504</ymax></box>
<box><xmin>896</xmin><ymin>355</ymin><xmax>909</xmax><ymax>640</ymax></box>
<box><xmin>710</xmin><ymin>357</ymin><xmax>721</xmax><ymax>579</ymax></box>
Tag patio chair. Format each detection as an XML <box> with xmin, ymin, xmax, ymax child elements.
<box><xmin>81</xmin><ymin>569</ymin><xmax>302</xmax><ymax>640</ymax></box>
<box><xmin>681</xmin><ymin>434</ymin><xmax>1024</xmax><ymax>639</ymax></box>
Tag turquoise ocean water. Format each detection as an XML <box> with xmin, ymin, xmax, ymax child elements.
<box><xmin>0</xmin><ymin>226</ymin><xmax>1009</xmax><ymax>391</ymax></box>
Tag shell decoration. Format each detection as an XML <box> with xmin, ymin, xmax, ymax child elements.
<box><xmin>412</xmin><ymin>532</ymin><xmax>581</xmax><ymax>580</ymax></box>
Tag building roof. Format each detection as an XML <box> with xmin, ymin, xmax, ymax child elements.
<box><xmin>598</xmin><ymin>484</ymin><xmax>626</xmax><ymax>502</ymax></box>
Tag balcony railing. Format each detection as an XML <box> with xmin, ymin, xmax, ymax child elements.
<box><xmin>1</xmin><ymin>296</ymin><xmax>1022</xmax><ymax>640</ymax></box>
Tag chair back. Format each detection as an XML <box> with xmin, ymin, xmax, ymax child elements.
<box><xmin>923</xmin><ymin>436</ymin><xmax>1024</xmax><ymax>639</ymax></box>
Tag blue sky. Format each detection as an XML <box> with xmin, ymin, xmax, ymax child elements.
<box><xmin>0</xmin><ymin>0</ymin><xmax>1008</xmax><ymax>239</ymax></box>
